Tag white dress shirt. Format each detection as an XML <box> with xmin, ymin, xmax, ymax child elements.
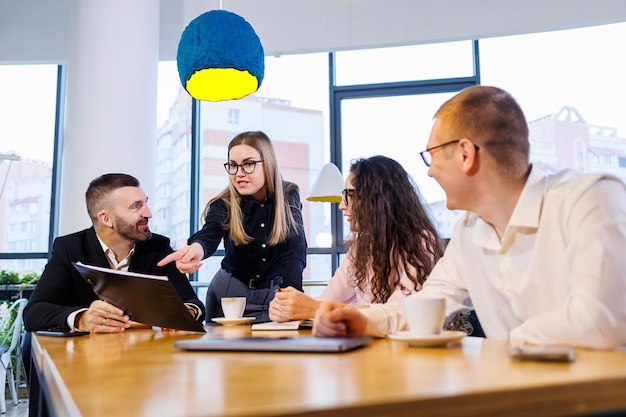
<box><xmin>362</xmin><ymin>167</ymin><xmax>626</xmax><ymax>349</ymax></box>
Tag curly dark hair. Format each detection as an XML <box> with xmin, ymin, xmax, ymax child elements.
<box><xmin>347</xmin><ymin>156</ymin><xmax>444</xmax><ymax>303</ymax></box>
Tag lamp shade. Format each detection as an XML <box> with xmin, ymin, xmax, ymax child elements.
<box><xmin>176</xmin><ymin>10</ymin><xmax>265</xmax><ymax>102</ymax></box>
<box><xmin>307</xmin><ymin>163</ymin><xmax>345</xmax><ymax>203</ymax></box>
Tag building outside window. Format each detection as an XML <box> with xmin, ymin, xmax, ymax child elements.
<box><xmin>0</xmin><ymin>64</ymin><xmax>58</xmax><ymax>274</ymax></box>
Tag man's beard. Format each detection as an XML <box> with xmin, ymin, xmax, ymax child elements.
<box><xmin>116</xmin><ymin>216</ymin><xmax>152</xmax><ymax>242</ymax></box>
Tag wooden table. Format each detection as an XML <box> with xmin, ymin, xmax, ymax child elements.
<box><xmin>31</xmin><ymin>326</ymin><xmax>626</xmax><ymax>417</ymax></box>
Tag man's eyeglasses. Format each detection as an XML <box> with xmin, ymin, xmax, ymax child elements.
<box><xmin>342</xmin><ymin>188</ymin><xmax>355</xmax><ymax>206</ymax></box>
<box><xmin>224</xmin><ymin>160</ymin><xmax>264</xmax><ymax>175</ymax></box>
<box><xmin>419</xmin><ymin>140</ymin><xmax>479</xmax><ymax>167</ymax></box>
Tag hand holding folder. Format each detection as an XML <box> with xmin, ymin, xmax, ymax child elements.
<box><xmin>73</xmin><ymin>262</ymin><xmax>205</xmax><ymax>332</ymax></box>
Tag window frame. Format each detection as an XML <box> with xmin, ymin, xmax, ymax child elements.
<box><xmin>0</xmin><ymin>64</ymin><xmax>65</xmax><ymax>266</ymax></box>
<box><xmin>324</xmin><ymin>40</ymin><xmax>480</xmax><ymax>273</ymax></box>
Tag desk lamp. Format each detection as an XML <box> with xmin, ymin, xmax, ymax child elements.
<box><xmin>307</xmin><ymin>163</ymin><xmax>344</xmax><ymax>203</ymax></box>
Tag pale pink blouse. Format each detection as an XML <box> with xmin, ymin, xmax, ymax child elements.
<box><xmin>316</xmin><ymin>248</ymin><xmax>421</xmax><ymax>305</ymax></box>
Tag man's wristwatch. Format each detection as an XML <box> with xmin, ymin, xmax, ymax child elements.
<box><xmin>185</xmin><ymin>303</ymin><xmax>202</xmax><ymax>320</ymax></box>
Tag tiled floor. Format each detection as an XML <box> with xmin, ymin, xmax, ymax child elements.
<box><xmin>4</xmin><ymin>398</ymin><xmax>28</xmax><ymax>417</ymax></box>
<box><xmin>4</xmin><ymin>384</ymin><xmax>29</xmax><ymax>417</ymax></box>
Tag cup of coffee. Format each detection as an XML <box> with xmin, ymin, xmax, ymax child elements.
<box><xmin>221</xmin><ymin>297</ymin><xmax>246</xmax><ymax>319</ymax></box>
<box><xmin>403</xmin><ymin>296</ymin><xmax>446</xmax><ymax>335</ymax></box>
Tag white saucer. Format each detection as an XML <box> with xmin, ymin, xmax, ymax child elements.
<box><xmin>211</xmin><ymin>317</ymin><xmax>255</xmax><ymax>326</ymax></box>
<box><xmin>388</xmin><ymin>330</ymin><xmax>467</xmax><ymax>347</ymax></box>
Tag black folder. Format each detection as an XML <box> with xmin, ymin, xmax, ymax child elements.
<box><xmin>72</xmin><ymin>262</ymin><xmax>205</xmax><ymax>332</ymax></box>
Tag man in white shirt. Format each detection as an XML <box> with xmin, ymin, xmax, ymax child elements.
<box><xmin>313</xmin><ymin>85</ymin><xmax>626</xmax><ymax>349</ymax></box>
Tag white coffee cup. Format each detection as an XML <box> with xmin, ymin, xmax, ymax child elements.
<box><xmin>221</xmin><ymin>297</ymin><xmax>246</xmax><ymax>319</ymax></box>
<box><xmin>403</xmin><ymin>296</ymin><xmax>446</xmax><ymax>335</ymax></box>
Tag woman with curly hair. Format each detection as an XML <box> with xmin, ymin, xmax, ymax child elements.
<box><xmin>269</xmin><ymin>155</ymin><xmax>444</xmax><ymax>322</ymax></box>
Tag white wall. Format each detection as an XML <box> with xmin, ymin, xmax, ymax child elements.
<box><xmin>2</xmin><ymin>0</ymin><xmax>626</xmax><ymax>63</ymax></box>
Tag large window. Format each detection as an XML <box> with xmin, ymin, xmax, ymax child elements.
<box><xmin>152</xmin><ymin>55</ymin><xmax>331</xmax><ymax>298</ymax></box>
<box><xmin>152</xmin><ymin>61</ymin><xmax>193</xmax><ymax>248</ymax></box>
<box><xmin>150</xmin><ymin>22</ymin><xmax>626</xmax><ymax>291</ymax></box>
<box><xmin>339</xmin><ymin>93</ymin><xmax>462</xmax><ymax>238</ymax></box>
<box><xmin>334</xmin><ymin>41</ymin><xmax>478</xmax><ymax>238</ymax></box>
<box><xmin>0</xmin><ymin>64</ymin><xmax>60</xmax><ymax>274</ymax></box>
<box><xmin>4</xmin><ymin>21</ymin><xmax>626</xmax><ymax>289</ymax></box>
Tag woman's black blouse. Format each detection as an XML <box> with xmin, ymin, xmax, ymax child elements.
<box><xmin>188</xmin><ymin>184</ymin><xmax>307</xmax><ymax>290</ymax></box>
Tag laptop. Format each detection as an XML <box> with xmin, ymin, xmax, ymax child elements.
<box><xmin>174</xmin><ymin>336</ymin><xmax>373</xmax><ymax>353</ymax></box>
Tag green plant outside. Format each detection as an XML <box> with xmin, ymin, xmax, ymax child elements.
<box><xmin>18</xmin><ymin>272</ymin><xmax>41</xmax><ymax>287</ymax></box>
<box><xmin>0</xmin><ymin>270</ymin><xmax>41</xmax><ymax>286</ymax></box>
<box><xmin>0</xmin><ymin>270</ymin><xmax>20</xmax><ymax>285</ymax></box>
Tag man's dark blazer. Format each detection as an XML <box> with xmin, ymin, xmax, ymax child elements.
<box><xmin>23</xmin><ymin>227</ymin><xmax>205</xmax><ymax>332</ymax></box>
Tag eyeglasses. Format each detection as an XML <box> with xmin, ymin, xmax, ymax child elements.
<box><xmin>342</xmin><ymin>188</ymin><xmax>355</xmax><ymax>206</ymax></box>
<box><xmin>419</xmin><ymin>140</ymin><xmax>479</xmax><ymax>167</ymax></box>
<box><xmin>224</xmin><ymin>160</ymin><xmax>264</xmax><ymax>175</ymax></box>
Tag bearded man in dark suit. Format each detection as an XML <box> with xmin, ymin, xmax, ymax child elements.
<box><xmin>22</xmin><ymin>173</ymin><xmax>205</xmax><ymax>417</ymax></box>
<box><xmin>23</xmin><ymin>173</ymin><xmax>205</xmax><ymax>332</ymax></box>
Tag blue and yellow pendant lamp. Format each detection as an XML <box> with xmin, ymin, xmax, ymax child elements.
<box><xmin>176</xmin><ymin>10</ymin><xmax>264</xmax><ymax>102</ymax></box>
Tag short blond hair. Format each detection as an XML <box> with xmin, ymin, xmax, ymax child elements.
<box><xmin>436</xmin><ymin>86</ymin><xmax>530</xmax><ymax>183</ymax></box>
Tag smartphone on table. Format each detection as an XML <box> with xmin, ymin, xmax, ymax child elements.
<box><xmin>37</xmin><ymin>330</ymin><xmax>90</xmax><ymax>337</ymax></box>
<box><xmin>509</xmin><ymin>345</ymin><xmax>576</xmax><ymax>362</ymax></box>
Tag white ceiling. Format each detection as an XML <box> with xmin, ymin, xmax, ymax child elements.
<box><xmin>1</xmin><ymin>0</ymin><xmax>626</xmax><ymax>63</ymax></box>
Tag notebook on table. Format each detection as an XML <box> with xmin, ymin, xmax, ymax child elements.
<box><xmin>250</xmin><ymin>319</ymin><xmax>314</xmax><ymax>331</ymax></box>
<box><xmin>174</xmin><ymin>336</ymin><xmax>373</xmax><ymax>353</ymax></box>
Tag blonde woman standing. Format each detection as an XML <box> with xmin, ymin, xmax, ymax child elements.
<box><xmin>159</xmin><ymin>131</ymin><xmax>307</xmax><ymax>323</ymax></box>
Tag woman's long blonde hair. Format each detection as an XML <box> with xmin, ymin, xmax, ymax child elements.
<box><xmin>203</xmin><ymin>131</ymin><xmax>301</xmax><ymax>245</ymax></box>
